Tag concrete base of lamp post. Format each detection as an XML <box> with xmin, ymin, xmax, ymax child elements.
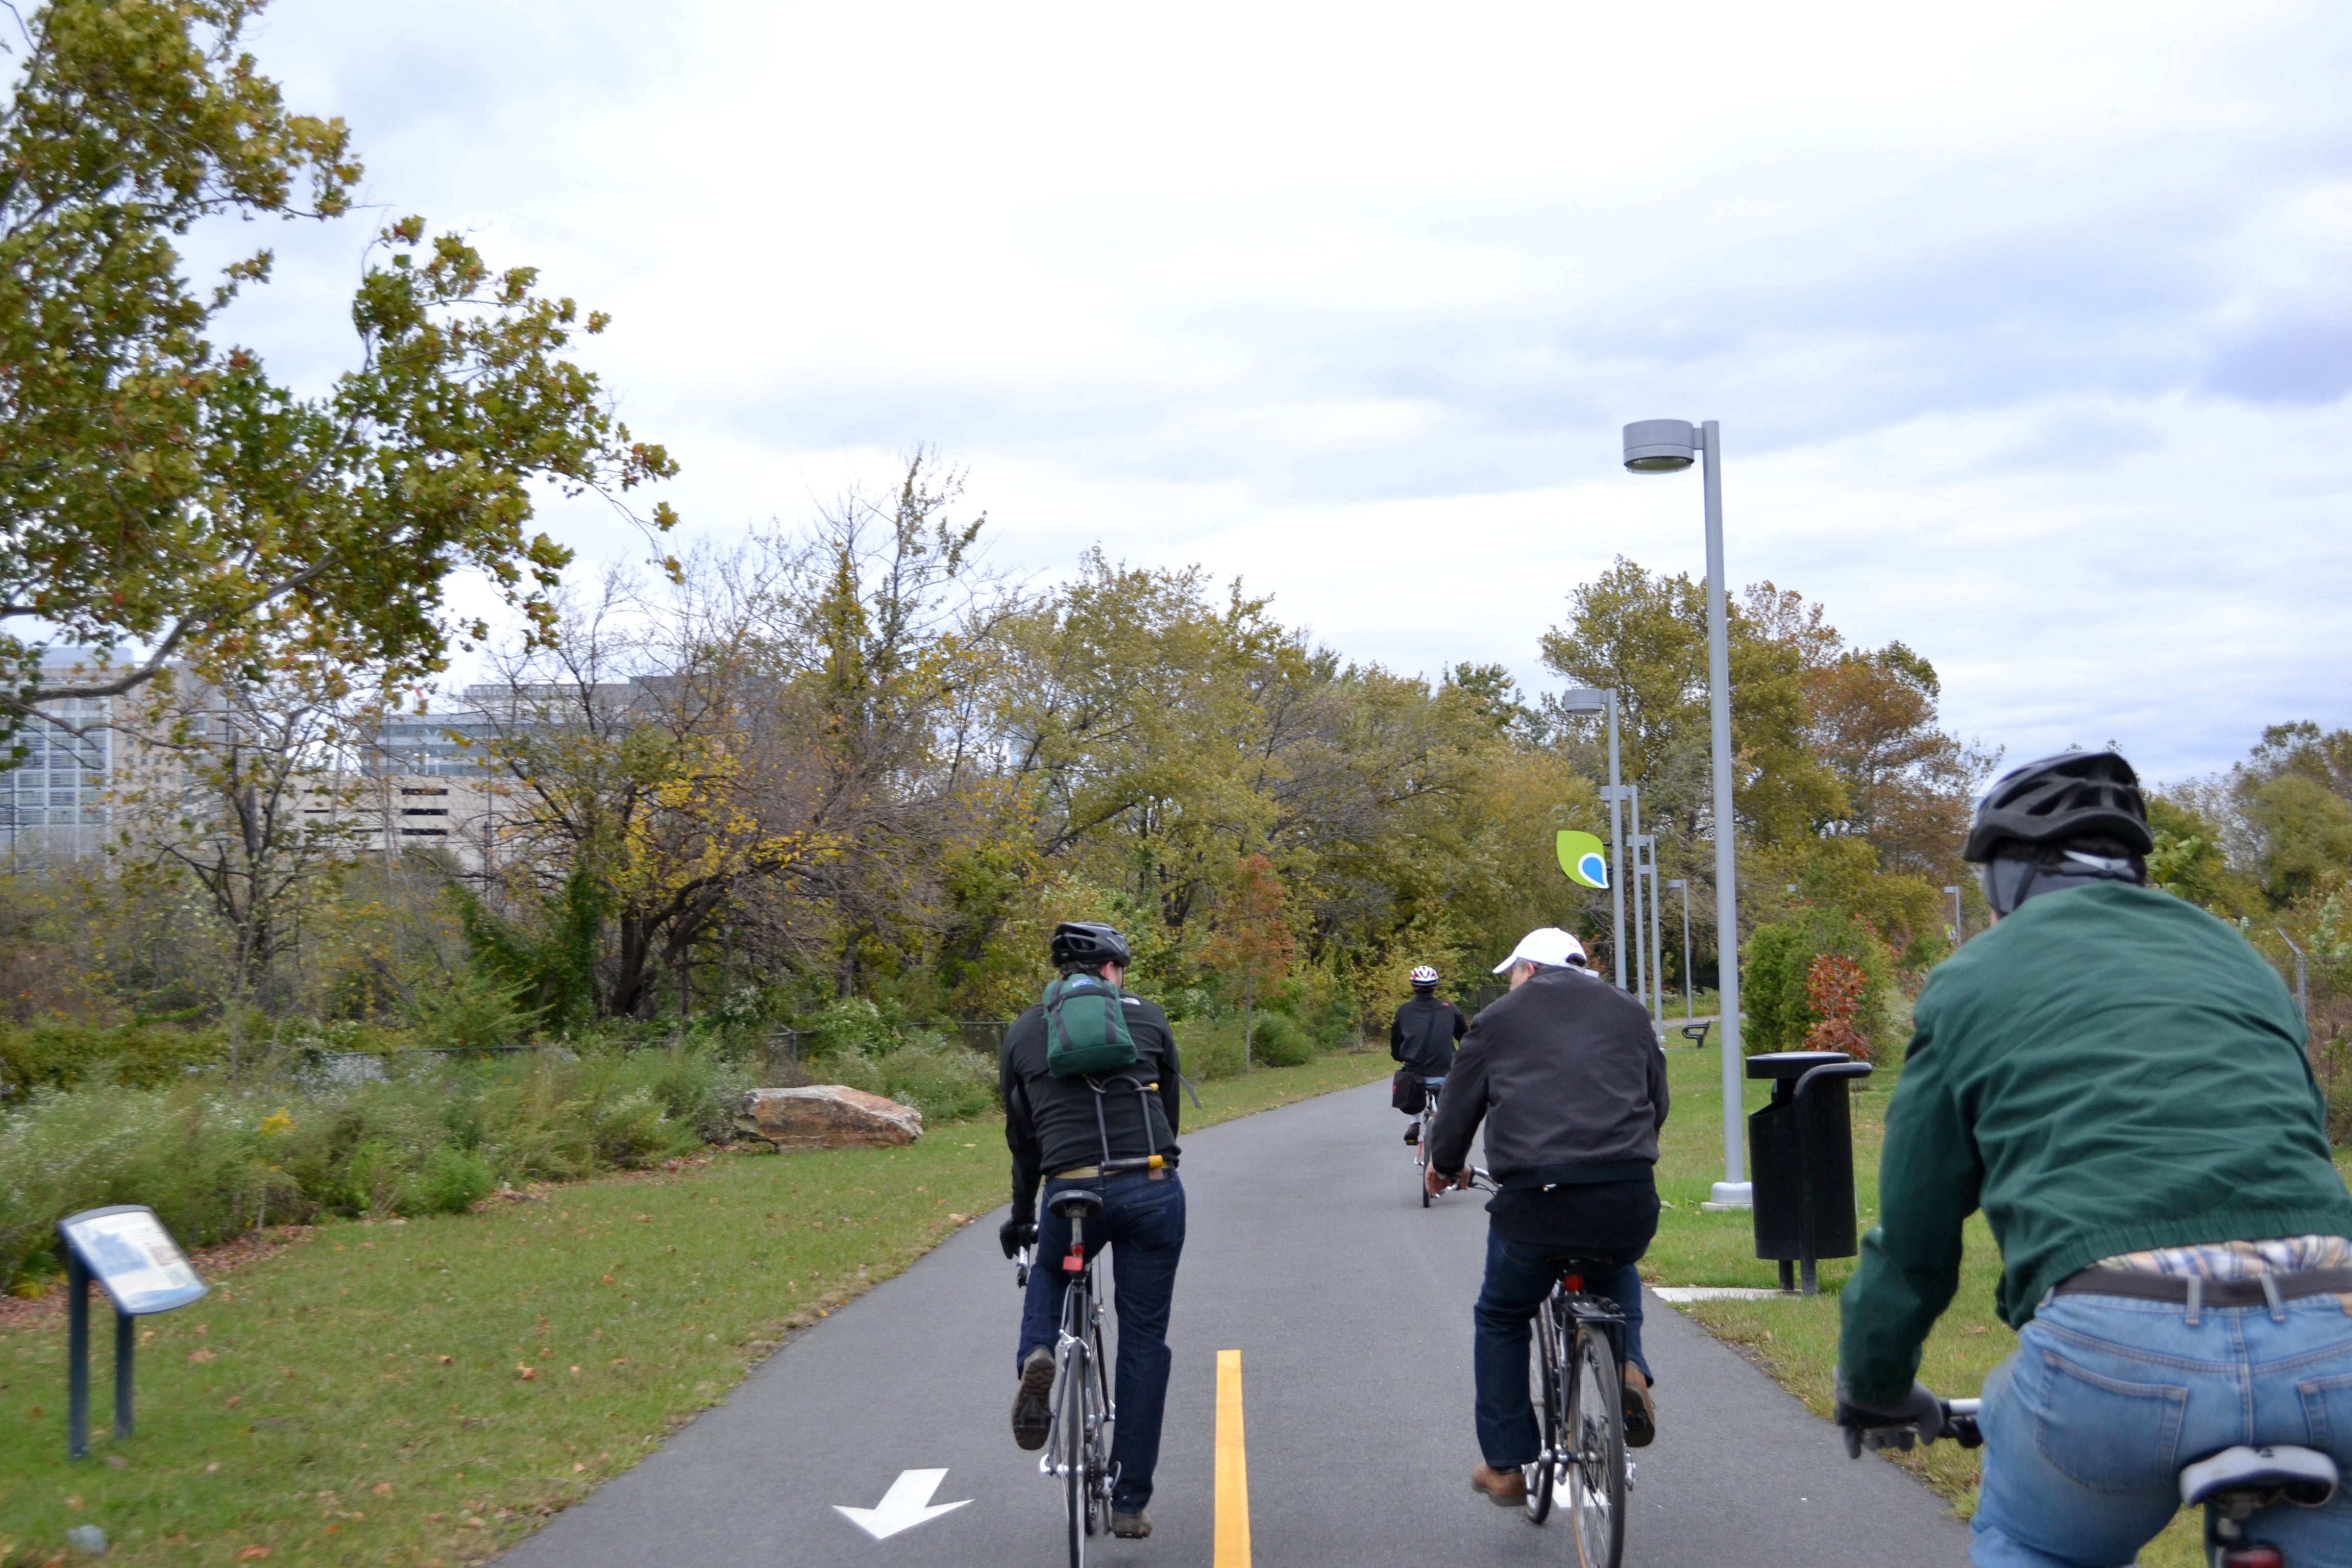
<box><xmin>1702</xmin><ymin>1180</ymin><xmax>1754</xmax><ymax>1211</ymax></box>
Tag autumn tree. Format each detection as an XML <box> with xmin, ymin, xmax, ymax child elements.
<box><xmin>1200</xmin><ymin>854</ymin><xmax>1295</xmax><ymax>1068</ymax></box>
<box><xmin>0</xmin><ymin>0</ymin><xmax>675</xmax><ymax>728</ymax></box>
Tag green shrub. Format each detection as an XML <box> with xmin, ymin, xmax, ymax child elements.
<box><xmin>1742</xmin><ymin>918</ymin><xmax>1897</xmax><ymax>1060</ymax></box>
<box><xmin>404</xmin><ymin>1144</ymin><xmax>496</xmax><ymax>1215</ymax></box>
<box><xmin>0</xmin><ymin>1023</ymin><xmax>229</xmax><ymax>1098</ymax></box>
<box><xmin>1250</xmin><ymin>1011</ymin><xmax>1315</xmax><ymax>1067</ymax></box>
<box><xmin>878</xmin><ymin>1037</ymin><xmax>1000</xmax><ymax>1123</ymax></box>
<box><xmin>1180</xmin><ymin>1020</ymin><xmax>1245</xmax><ymax>1080</ymax></box>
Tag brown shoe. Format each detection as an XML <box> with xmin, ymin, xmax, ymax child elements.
<box><xmin>1471</xmin><ymin>1462</ymin><xmax>1527</xmax><ymax>1507</ymax></box>
<box><xmin>1622</xmin><ymin>1362</ymin><xmax>1656</xmax><ymax>1449</ymax></box>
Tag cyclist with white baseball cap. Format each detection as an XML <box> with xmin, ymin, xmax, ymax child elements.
<box><xmin>1426</xmin><ymin>925</ymin><xmax>1671</xmax><ymax>1506</ymax></box>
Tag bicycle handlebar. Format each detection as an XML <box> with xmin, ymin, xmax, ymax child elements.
<box><xmin>1939</xmin><ymin>1396</ymin><xmax>1983</xmax><ymax>1448</ymax></box>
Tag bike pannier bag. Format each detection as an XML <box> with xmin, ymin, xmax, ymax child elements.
<box><xmin>1043</xmin><ymin>974</ymin><xmax>1140</xmax><ymax>1078</ymax></box>
<box><xmin>1391</xmin><ymin>1068</ymin><xmax>1426</xmax><ymax>1114</ymax></box>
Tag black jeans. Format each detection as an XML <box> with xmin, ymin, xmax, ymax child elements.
<box><xmin>1015</xmin><ymin>1171</ymin><xmax>1186</xmax><ymax>1511</ymax></box>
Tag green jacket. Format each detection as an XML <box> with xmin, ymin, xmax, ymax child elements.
<box><xmin>1838</xmin><ymin>881</ymin><xmax>2352</xmax><ymax>1406</ymax></box>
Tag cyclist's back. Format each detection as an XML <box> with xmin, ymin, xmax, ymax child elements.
<box><xmin>1837</xmin><ymin>751</ymin><xmax>2352</xmax><ymax>1567</ymax></box>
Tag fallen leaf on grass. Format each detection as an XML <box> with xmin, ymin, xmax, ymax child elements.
<box><xmin>372</xmin><ymin>1482</ymin><xmax>394</xmax><ymax>1498</ymax></box>
<box><xmin>569</xmin><ymin>1365</ymin><xmax>581</xmax><ymax>1375</ymax></box>
<box><xmin>187</xmin><ymin>1348</ymin><xmax>215</xmax><ymax>1362</ymax></box>
<box><xmin>632</xmin><ymin>1214</ymin><xmax>651</xmax><ymax>1223</ymax></box>
<box><xmin>237</xmin><ymin>1548</ymin><xmax>271</xmax><ymax>1561</ymax></box>
<box><xmin>516</xmin><ymin>1364</ymin><xmax>537</xmax><ymax>1381</ymax></box>
<box><xmin>439</xmin><ymin>1355</ymin><xmax>453</xmax><ymax>1365</ymax></box>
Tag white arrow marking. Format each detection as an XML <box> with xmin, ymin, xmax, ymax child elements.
<box><xmin>833</xmin><ymin>1468</ymin><xmax>972</xmax><ymax>1541</ymax></box>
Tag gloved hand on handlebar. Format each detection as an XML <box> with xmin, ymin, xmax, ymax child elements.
<box><xmin>1000</xmin><ymin>1216</ymin><xmax>1037</xmax><ymax>1259</ymax></box>
<box><xmin>1833</xmin><ymin>1372</ymin><xmax>1945</xmax><ymax>1459</ymax></box>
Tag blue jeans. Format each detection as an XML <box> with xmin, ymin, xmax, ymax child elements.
<box><xmin>1973</xmin><ymin>1290</ymin><xmax>2352</xmax><ymax>1566</ymax></box>
<box><xmin>1471</xmin><ymin>1228</ymin><xmax>1651</xmax><ymax>1468</ymax></box>
<box><xmin>1016</xmin><ymin>1172</ymin><xmax>1186</xmax><ymax>1512</ymax></box>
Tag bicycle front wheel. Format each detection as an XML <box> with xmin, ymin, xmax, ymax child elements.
<box><xmin>1526</xmin><ymin>1296</ymin><xmax>1563</xmax><ymax>1524</ymax></box>
<box><xmin>1565</xmin><ymin>1325</ymin><xmax>1626</xmax><ymax>1568</ymax></box>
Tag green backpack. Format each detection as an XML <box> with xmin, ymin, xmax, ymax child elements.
<box><xmin>1043</xmin><ymin>973</ymin><xmax>1139</xmax><ymax>1078</ymax></box>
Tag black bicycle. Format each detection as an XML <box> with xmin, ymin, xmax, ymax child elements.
<box><xmin>1014</xmin><ymin>1158</ymin><xmax>1169</xmax><ymax>1567</ymax></box>
<box><xmin>1414</xmin><ymin>1083</ymin><xmax>1441</xmax><ymax>1206</ymax></box>
<box><xmin>1526</xmin><ymin>1261</ymin><xmax>1633</xmax><ymax>1568</ymax></box>
<box><xmin>1936</xmin><ymin>1399</ymin><xmax>2339</xmax><ymax>1568</ymax></box>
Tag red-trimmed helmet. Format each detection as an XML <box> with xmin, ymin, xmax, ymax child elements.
<box><xmin>1409</xmin><ymin>965</ymin><xmax>1440</xmax><ymax>988</ymax></box>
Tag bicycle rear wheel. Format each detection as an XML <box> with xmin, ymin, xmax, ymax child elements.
<box><xmin>1526</xmin><ymin>1295</ymin><xmax>1563</xmax><ymax>1524</ymax></box>
<box><xmin>1061</xmin><ymin>1341</ymin><xmax>1087</xmax><ymax>1568</ymax></box>
<box><xmin>1565</xmin><ymin>1324</ymin><xmax>1626</xmax><ymax>1568</ymax></box>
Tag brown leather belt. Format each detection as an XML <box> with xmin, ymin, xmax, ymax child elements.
<box><xmin>2054</xmin><ymin>1265</ymin><xmax>2352</xmax><ymax>1308</ymax></box>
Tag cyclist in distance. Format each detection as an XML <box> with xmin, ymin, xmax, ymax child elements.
<box><xmin>1393</xmin><ymin>963</ymin><xmax>1467</xmax><ymax>1144</ymax></box>
<box><xmin>1425</xmin><ymin>925</ymin><xmax>1669</xmax><ymax>1507</ymax></box>
<box><xmin>999</xmin><ymin>920</ymin><xmax>1187</xmax><ymax>1541</ymax></box>
<box><xmin>1835</xmin><ymin>751</ymin><xmax>2352</xmax><ymax>1566</ymax></box>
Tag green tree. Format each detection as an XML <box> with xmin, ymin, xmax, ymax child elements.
<box><xmin>1</xmin><ymin>0</ymin><xmax>676</xmax><ymax>725</ymax></box>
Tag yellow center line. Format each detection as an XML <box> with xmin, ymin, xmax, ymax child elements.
<box><xmin>1215</xmin><ymin>1348</ymin><xmax>1251</xmax><ymax>1568</ymax></box>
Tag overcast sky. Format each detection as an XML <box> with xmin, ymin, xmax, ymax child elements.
<box><xmin>204</xmin><ymin>0</ymin><xmax>2352</xmax><ymax>784</ymax></box>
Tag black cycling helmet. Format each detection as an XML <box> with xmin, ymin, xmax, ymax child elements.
<box><xmin>1049</xmin><ymin>920</ymin><xmax>1133</xmax><ymax>971</ymax></box>
<box><xmin>1963</xmin><ymin>751</ymin><xmax>2152</xmax><ymax>864</ymax></box>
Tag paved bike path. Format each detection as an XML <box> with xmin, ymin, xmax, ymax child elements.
<box><xmin>501</xmin><ymin>1079</ymin><xmax>1971</xmax><ymax>1566</ymax></box>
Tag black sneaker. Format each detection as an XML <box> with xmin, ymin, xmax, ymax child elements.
<box><xmin>1403</xmin><ymin>1123</ymin><xmax>1420</xmax><ymax>1144</ymax></box>
<box><xmin>1012</xmin><ymin>1349</ymin><xmax>1055</xmax><ymax>1450</ymax></box>
<box><xmin>1111</xmin><ymin>1510</ymin><xmax>1151</xmax><ymax>1538</ymax></box>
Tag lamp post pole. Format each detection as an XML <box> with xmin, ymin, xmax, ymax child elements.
<box><xmin>1669</xmin><ymin>877</ymin><xmax>1693</xmax><ymax>1019</ymax></box>
<box><xmin>1650</xmin><ymin>850</ymin><xmax>1668</xmax><ymax>1023</ymax></box>
<box><xmin>1625</xmin><ymin>416</ymin><xmax>1747</xmax><ymax>1206</ymax></box>
<box><xmin>1944</xmin><ymin>884</ymin><xmax>1964</xmax><ymax>948</ymax></box>
<box><xmin>1557</xmin><ymin>687</ymin><xmax>1626</xmax><ymax>986</ymax></box>
<box><xmin>1628</xmin><ymin>786</ymin><xmax>1650</xmax><ymax>1012</ymax></box>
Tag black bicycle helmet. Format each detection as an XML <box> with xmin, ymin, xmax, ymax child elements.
<box><xmin>1049</xmin><ymin>921</ymin><xmax>1133</xmax><ymax>970</ymax></box>
<box><xmin>1963</xmin><ymin>751</ymin><xmax>2152</xmax><ymax>864</ymax></box>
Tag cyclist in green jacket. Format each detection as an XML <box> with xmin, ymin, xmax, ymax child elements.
<box><xmin>1835</xmin><ymin>751</ymin><xmax>2352</xmax><ymax>1566</ymax></box>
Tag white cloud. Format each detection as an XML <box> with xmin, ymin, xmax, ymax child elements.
<box><xmin>187</xmin><ymin>0</ymin><xmax>2352</xmax><ymax>783</ymax></box>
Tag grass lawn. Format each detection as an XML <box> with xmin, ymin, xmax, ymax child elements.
<box><xmin>0</xmin><ymin>1047</ymin><xmax>1392</xmax><ymax>1567</ymax></box>
<box><xmin>1643</xmin><ymin>1042</ymin><xmax>2219</xmax><ymax>1565</ymax></box>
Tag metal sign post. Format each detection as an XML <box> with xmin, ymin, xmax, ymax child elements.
<box><xmin>57</xmin><ymin>1205</ymin><xmax>208</xmax><ymax>1460</ymax></box>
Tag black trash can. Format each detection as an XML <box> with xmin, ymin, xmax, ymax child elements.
<box><xmin>1746</xmin><ymin>1050</ymin><xmax>1874</xmax><ymax>1294</ymax></box>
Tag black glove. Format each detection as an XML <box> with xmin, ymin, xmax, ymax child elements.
<box><xmin>1833</xmin><ymin>1374</ymin><xmax>1945</xmax><ymax>1459</ymax></box>
<box><xmin>1000</xmin><ymin>1217</ymin><xmax>1037</xmax><ymax>1259</ymax></box>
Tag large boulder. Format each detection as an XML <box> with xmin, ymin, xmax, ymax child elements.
<box><xmin>737</xmin><ymin>1086</ymin><xmax>923</xmax><ymax>1150</ymax></box>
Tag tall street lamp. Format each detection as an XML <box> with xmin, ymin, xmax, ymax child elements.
<box><xmin>1943</xmin><ymin>884</ymin><xmax>1963</xmax><ymax>948</ymax></box>
<box><xmin>1624</xmin><ymin>417</ymin><xmax>1748</xmax><ymax>1207</ymax></box>
<box><xmin>1667</xmin><ymin>877</ymin><xmax>1693</xmax><ymax>1019</ymax></box>
<box><xmin>1559</xmin><ymin>687</ymin><xmax>1628</xmax><ymax>991</ymax></box>
<box><xmin>1627</xmin><ymin>784</ymin><xmax>1650</xmax><ymax>1014</ymax></box>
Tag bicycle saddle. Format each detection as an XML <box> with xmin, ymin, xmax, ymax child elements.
<box><xmin>1048</xmin><ymin>1189</ymin><xmax>1106</xmax><ymax>1220</ymax></box>
<box><xmin>2179</xmin><ymin>1446</ymin><xmax>2339</xmax><ymax>1509</ymax></box>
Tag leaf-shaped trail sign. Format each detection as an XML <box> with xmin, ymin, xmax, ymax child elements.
<box><xmin>1556</xmin><ymin>830</ymin><xmax>1608</xmax><ymax>890</ymax></box>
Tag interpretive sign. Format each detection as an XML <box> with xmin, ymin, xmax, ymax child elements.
<box><xmin>59</xmin><ymin>1207</ymin><xmax>208</xmax><ymax>1315</ymax></box>
<box><xmin>56</xmin><ymin>1205</ymin><xmax>208</xmax><ymax>1458</ymax></box>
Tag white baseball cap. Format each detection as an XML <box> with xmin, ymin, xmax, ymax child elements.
<box><xmin>1492</xmin><ymin>927</ymin><xmax>1587</xmax><ymax>973</ymax></box>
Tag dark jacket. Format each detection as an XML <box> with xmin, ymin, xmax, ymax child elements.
<box><xmin>1427</xmin><ymin>965</ymin><xmax>1668</xmax><ymax>1186</ymax></box>
<box><xmin>1838</xmin><ymin>883</ymin><xmax>2352</xmax><ymax>1406</ymax></box>
<box><xmin>1389</xmin><ymin>993</ymin><xmax>1467</xmax><ymax>1077</ymax></box>
<box><xmin>1001</xmin><ymin>989</ymin><xmax>1184</xmax><ymax>1226</ymax></box>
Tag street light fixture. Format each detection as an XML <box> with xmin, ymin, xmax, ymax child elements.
<box><xmin>1667</xmin><ymin>877</ymin><xmax>1693</xmax><ymax>1019</ymax></box>
<box><xmin>1624</xmin><ymin>416</ymin><xmax>1748</xmax><ymax>1208</ymax></box>
<box><xmin>1558</xmin><ymin>687</ymin><xmax>1628</xmax><ymax>991</ymax></box>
